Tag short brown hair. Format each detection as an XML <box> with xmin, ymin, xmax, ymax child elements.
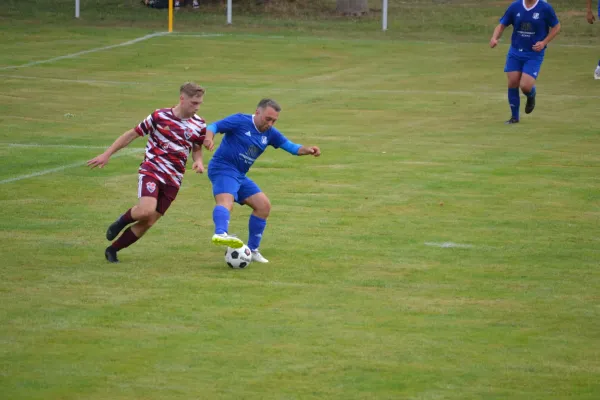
<box><xmin>257</xmin><ymin>98</ymin><xmax>281</xmax><ymax>112</ymax></box>
<box><xmin>180</xmin><ymin>82</ymin><xmax>205</xmax><ymax>97</ymax></box>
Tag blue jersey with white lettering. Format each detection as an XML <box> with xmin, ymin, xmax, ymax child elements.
<box><xmin>500</xmin><ymin>0</ymin><xmax>559</xmax><ymax>59</ymax></box>
<box><xmin>208</xmin><ymin>113</ymin><xmax>287</xmax><ymax>176</ymax></box>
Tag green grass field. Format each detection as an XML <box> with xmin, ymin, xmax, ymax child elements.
<box><xmin>1</xmin><ymin>1</ymin><xmax>599</xmax><ymax>399</ymax></box>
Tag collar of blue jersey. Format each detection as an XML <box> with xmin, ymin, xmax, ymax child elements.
<box><xmin>522</xmin><ymin>0</ymin><xmax>539</xmax><ymax>12</ymax></box>
<box><xmin>251</xmin><ymin>114</ymin><xmax>264</xmax><ymax>134</ymax></box>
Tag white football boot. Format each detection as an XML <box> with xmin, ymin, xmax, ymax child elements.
<box><xmin>595</xmin><ymin>66</ymin><xmax>600</xmax><ymax>80</ymax></box>
<box><xmin>251</xmin><ymin>250</ymin><xmax>269</xmax><ymax>263</ymax></box>
<box><xmin>212</xmin><ymin>233</ymin><xmax>244</xmax><ymax>249</ymax></box>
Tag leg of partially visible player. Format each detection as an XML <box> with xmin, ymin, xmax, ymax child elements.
<box><xmin>243</xmin><ymin>192</ymin><xmax>271</xmax><ymax>263</ymax></box>
<box><xmin>585</xmin><ymin>0</ymin><xmax>600</xmax><ymax>78</ymax></box>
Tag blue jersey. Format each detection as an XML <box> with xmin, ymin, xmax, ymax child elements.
<box><xmin>500</xmin><ymin>0</ymin><xmax>559</xmax><ymax>59</ymax></box>
<box><xmin>209</xmin><ymin>113</ymin><xmax>287</xmax><ymax>176</ymax></box>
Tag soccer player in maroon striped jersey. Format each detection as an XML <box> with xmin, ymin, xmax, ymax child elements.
<box><xmin>87</xmin><ymin>82</ymin><xmax>207</xmax><ymax>263</ymax></box>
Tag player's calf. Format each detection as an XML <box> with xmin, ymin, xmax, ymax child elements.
<box><xmin>106</xmin><ymin>209</ymin><xmax>136</xmax><ymax>240</ymax></box>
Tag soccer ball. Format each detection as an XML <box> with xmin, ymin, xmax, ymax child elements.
<box><xmin>225</xmin><ymin>245</ymin><xmax>252</xmax><ymax>269</ymax></box>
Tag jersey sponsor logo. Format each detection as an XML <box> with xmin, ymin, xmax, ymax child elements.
<box><xmin>146</xmin><ymin>181</ymin><xmax>157</xmax><ymax>193</ymax></box>
<box><xmin>261</xmin><ymin>136</ymin><xmax>268</xmax><ymax>145</ymax></box>
<box><xmin>245</xmin><ymin>131</ymin><xmax>252</xmax><ymax>137</ymax></box>
<box><xmin>247</xmin><ymin>145</ymin><xmax>260</xmax><ymax>158</ymax></box>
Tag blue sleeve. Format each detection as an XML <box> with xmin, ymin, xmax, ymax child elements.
<box><xmin>545</xmin><ymin>4</ymin><xmax>559</xmax><ymax>27</ymax></box>
<box><xmin>268</xmin><ymin>127</ymin><xmax>288</xmax><ymax>149</ymax></box>
<box><xmin>499</xmin><ymin>3</ymin><xmax>514</xmax><ymax>26</ymax></box>
<box><xmin>210</xmin><ymin>114</ymin><xmax>242</xmax><ymax>134</ymax></box>
<box><xmin>280</xmin><ymin>140</ymin><xmax>302</xmax><ymax>155</ymax></box>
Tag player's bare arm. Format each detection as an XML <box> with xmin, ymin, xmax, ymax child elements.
<box><xmin>533</xmin><ymin>23</ymin><xmax>561</xmax><ymax>52</ymax></box>
<box><xmin>203</xmin><ymin>129</ymin><xmax>215</xmax><ymax>151</ymax></box>
<box><xmin>587</xmin><ymin>0</ymin><xmax>596</xmax><ymax>23</ymax></box>
<box><xmin>297</xmin><ymin>145</ymin><xmax>321</xmax><ymax>157</ymax></box>
<box><xmin>490</xmin><ymin>24</ymin><xmax>506</xmax><ymax>48</ymax></box>
<box><xmin>87</xmin><ymin>128</ymin><xmax>139</xmax><ymax>169</ymax></box>
<box><xmin>191</xmin><ymin>143</ymin><xmax>205</xmax><ymax>173</ymax></box>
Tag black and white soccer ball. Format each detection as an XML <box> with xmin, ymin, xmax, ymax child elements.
<box><xmin>225</xmin><ymin>245</ymin><xmax>252</xmax><ymax>269</ymax></box>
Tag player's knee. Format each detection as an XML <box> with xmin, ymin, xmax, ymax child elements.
<box><xmin>520</xmin><ymin>83</ymin><xmax>533</xmax><ymax>93</ymax></box>
<box><xmin>256</xmin><ymin>199</ymin><xmax>271</xmax><ymax>217</ymax></box>
<box><xmin>136</xmin><ymin>207</ymin><xmax>156</xmax><ymax>221</ymax></box>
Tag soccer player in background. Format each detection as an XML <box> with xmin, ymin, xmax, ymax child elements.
<box><xmin>586</xmin><ymin>0</ymin><xmax>600</xmax><ymax>79</ymax></box>
<box><xmin>202</xmin><ymin>99</ymin><xmax>321</xmax><ymax>264</ymax></box>
<box><xmin>490</xmin><ymin>0</ymin><xmax>561</xmax><ymax>124</ymax></box>
<box><xmin>87</xmin><ymin>82</ymin><xmax>207</xmax><ymax>263</ymax></box>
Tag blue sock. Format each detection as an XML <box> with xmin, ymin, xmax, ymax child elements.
<box><xmin>213</xmin><ymin>205</ymin><xmax>230</xmax><ymax>235</ymax></box>
<box><xmin>247</xmin><ymin>214</ymin><xmax>267</xmax><ymax>251</ymax></box>
<box><xmin>597</xmin><ymin>60</ymin><xmax>600</xmax><ymax>67</ymax></box>
<box><xmin>508</xmin><ymin>88</ymin><xmax>520</xmax><ymax>120</ymax></box>
<box><xmin>523</xmin><ymin>86</ymin><xmax>536</xmax><ymax>98</ymax></box>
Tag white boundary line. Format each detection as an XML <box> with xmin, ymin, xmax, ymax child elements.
<box><xmin>0</xmin><ymin>148</ymin><xmax>143</xmax><ymax>185</ymax></box>
<box><xmin>2</xmin><ymin>73</ymin><xmax>600</xmax><ymax>99</ymax></box>
<box><xmin>0</xmin><ymin>32</ymin><xmax>170</xmax><ymax>71</ymax></box>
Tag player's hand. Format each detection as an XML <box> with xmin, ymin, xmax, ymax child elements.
<box><xmin>87</xmin><ymin>153</ymin><xmax>110</xmax><ymax>169</ymax></box>
<box><xmin>587</xmin><ymin>10</ymin><xmax>596</xmax><ymax>24</ymax></box>
<box><xmin>308</xmin><ymin>146</ymin><xmax>321</xmax><ymax>157</ymax></box>
<box><xmin>489</xmin><ymin>38</ymin><xmax>499</xmax><ymax>48</ymax></box>
<box><xmin>532</xmin><ymin>41</ymin><xmax>546</xmax><ymax>52</ymax></box>
<box><xmin>203</xmin><ymin>137</ymin><xmax>214</xmax><ymax>151</ymax></box>
<box><xmin>192</xmin><ymin>161</ymin><xmax>205</xmax><ymax>173</ymax></box>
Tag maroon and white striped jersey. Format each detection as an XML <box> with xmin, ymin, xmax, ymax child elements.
<box><xmin>134</xmin><ymin>108</ymin><xmax>206</xmax><ymax>188</ymax></box>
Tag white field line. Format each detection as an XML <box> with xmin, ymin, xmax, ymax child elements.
<box><xmin>0</xmin><ymin>148</ymin><xmax>143</xmax><ymax>185</ymax></box>
<box><xmin>2</xmin><ymin>73</ymin><xmax>600</xmax><ymax>100</ymax></box>
<box><xmin>0</xmin><ymin>32</ymin><xmax>170</xmax><ymax>71</ymax></box>
<box><xmin>6</xmin><ymin>143</ymin><xmax>111</xmax><ymax>149</ymax></box>
<box><xmin>424</xmin><ymin>242</ymin><xmax>474</xmax><ymax>249</ymax></box>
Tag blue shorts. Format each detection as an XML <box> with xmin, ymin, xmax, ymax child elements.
<box><xmin>208</xmin><ymin>169</ymin><xmax>261</xmax><ymax>205</ymax></box>
<box><xmin>504</xmin><ymin>52</ymin><xmax>543</xmax><ymax>79</ymax></box>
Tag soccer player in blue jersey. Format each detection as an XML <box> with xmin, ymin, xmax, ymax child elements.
<box><xmin>202</xmin><ymin>99</ymin><xmax>321</xmax><ymax>263</ymax></box>
<box><xmin>586</xmin><ymin>0</ymin><xmax>600</xmax><ymax>79</ymax></box>
<box><xmin>490</xmin><ymin>0</ymin><xmax>561</xmax><ymax>124</ymax></box>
